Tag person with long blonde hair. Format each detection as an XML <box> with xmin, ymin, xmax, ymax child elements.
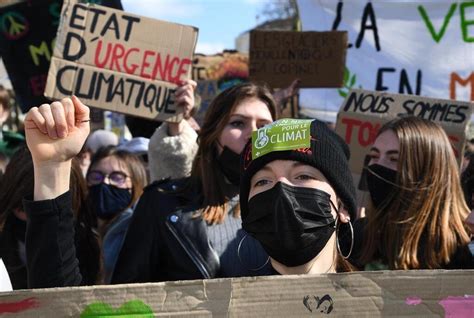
<box><xmin>352</xmin><ymin>116</ymin><xmax>472</xmax><ymax>270</ymax></box>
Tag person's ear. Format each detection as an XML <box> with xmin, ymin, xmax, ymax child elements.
<box><xmin>337</xmin><ymin>206</ymin><xmax>351</xmax><ymax>224</ymax></box>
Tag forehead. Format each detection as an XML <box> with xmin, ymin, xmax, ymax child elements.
<box><xmin>373</xmin><ymin>129</ymin><xmax>399</xmax><ymax>151</ymax></box>
<box><xmin>255</xmin><ymin>160</ymin><xmax>328</xmax><ymax>180</ymax></box>
<box><xmin>230</xmin><ymin>97</ymin><xmax>273</xmax><ymax>120</ymax></box>
<box><xmin>92</xmin><ymin>155</ymin><xmax>129</xmax><ymax>174</ymax></box>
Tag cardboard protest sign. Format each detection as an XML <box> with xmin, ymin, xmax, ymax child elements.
<box><xmin>192</xmin><ymin>52</ymin><xmax>248</xmax><ymax>123</ymax></box>
<box><xmin>0</xmin><ymin>0</ymin><xmax>122</xmax><ymax>113</ymax></box>
<box><xmin>0</xmin><ymin>270</ymin><xmax>473</xmax><ymax>316</ymax></box>
<box><xmin>45</xmin><ymin>0</ymin><xmax>198</xmax><ymax>121</ymax></box>
<box><xmin>249</xmin><ymin>31</ymin><xmax>347</xmax><ymax>88</ymax></box>
<box><xmin>296</xmin><ymin>1</ymin><xmax>473</xmax><ymax>116</ymax></box>
<box><xmin>335</xmin><ymin>89</ymin><xmax>473</xmax><ymax>190</ymax></box>
<box><xmin>193</xmin><ymin>52</ymin><xmax>299</xmax><ymax>124</ymax></box>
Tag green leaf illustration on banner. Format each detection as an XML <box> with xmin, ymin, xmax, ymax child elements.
<box><xmin>338</xmin><ymin>67</ymin><xmax>361</xmax><ymax>98</ymax></box>
<box><xmin>80</xmin><ymin>300</ymin><xmax>153</xmax><ymax>318</ymax></box>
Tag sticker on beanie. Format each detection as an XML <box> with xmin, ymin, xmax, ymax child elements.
<box><xmin>252</xmin><ymin>119</ymin><xmax>312</xmax><ymax>160</ymax></box>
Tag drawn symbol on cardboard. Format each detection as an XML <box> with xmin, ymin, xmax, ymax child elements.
<box><xmin>303</xmin><ymin>294</ymin><xmax>334</xmax><ymax>314</ymax></box>
<box><xmin>254</xmin><ymin>129</ymin><xmax>269</xmax><ymax>149</ymax></box>
<box><xmin>0</xmin><ymin>11</ymin><xmax>29</xmax><ymax>40</ymax></box>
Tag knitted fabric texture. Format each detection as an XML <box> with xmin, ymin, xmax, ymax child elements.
<box><xmin>148</xmin><ymin>120</ymin><xmax>198</xmax><ymax>182</ymax></box>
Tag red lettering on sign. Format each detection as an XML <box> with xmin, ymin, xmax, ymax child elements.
<box><xmin>341</xmin><ymin>117</ymin><xmax>361</xmax><ymax>144</ymax></box>
<box><xmin>341</xmin><ymin>117</ymin><xmax>380</xmax><ymax>146</ymax></box>
<box><xmin>110</xmin><ymin>43</ymin><xmax>125</xmax><ymax>72</ymax></box>
<box><xmin>93</xmin><ymin>40</ymin><xmax>190</xmax><ymax>84</ymax></box>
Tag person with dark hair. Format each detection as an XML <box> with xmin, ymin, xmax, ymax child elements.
<box><xmin>239</xmin><ymin>119</ymin><xmax>356</xmax><ymax>275</ymax></box>
<box><xmin>112</xmin><ymin>82</ymin><xmax>278</xmax><ymax>282</ymax></box>
<box><xmin>353</xmin><ymin>116</ymin><xmax>472</xmax><ymax>270</ymax></box>
<box><xmin>0</xmin><ymin>147</ymin><xmax>101</xmax><ymax>289</ymax></box>
<box><xmin>86</xmin><ymin>146</ymin><xmax>147</xmax><ymax>283</ymax></box>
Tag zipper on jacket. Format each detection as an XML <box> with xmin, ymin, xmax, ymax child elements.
<box><xmin>165</xmin><ymin>220</ymin><xmax>211</xmax><ymax>279</ymax></box>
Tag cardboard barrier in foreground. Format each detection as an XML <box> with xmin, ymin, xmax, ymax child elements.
<box><xmin>335</xmin><ymin>89</ymin><xmax>473</xmax><ymax>191</ymax></box>
<box><xmin>45</xmin><ymin>0</ymin><xmax>198</xmax><ymax>121</ymax></box>
<box><xmin>0</xmin><ymin>270</ymin><xmax>473</xmax><ymax>316</ymax></box>
<box><xmin>249</xmin><ymin>31</ymin><xmax>347</xmax><ymax>88</ymax></box>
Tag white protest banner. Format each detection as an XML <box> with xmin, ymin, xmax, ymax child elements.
<box><xmin>297</xmin><ymin>0</ymin><xmax>474</xmax><ymax>117</ymax></box>
<box><xmin>45</xmin><ymin>0</ymin><xmax>198</xmax><ymax>121</ymax></box>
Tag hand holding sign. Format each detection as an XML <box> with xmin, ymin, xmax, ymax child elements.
<box><xmin>168</xmin><ymin>80</ymin><xmax>197</xmax><ymax>136</ymax></box>
<box><xmin>176</xmin><ymin>79</ymin><xmax>197</xmax><ymax>119</ymax></box>
<box><xmin>25</xmin><ymin>96</ymin><xmax>90</xmax><ymax>165</ymax></box>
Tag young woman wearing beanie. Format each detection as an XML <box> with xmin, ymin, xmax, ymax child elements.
<box><xmin>354</xmin><ymin>116</ymin><xmax>473</xmax><ymax>270</ymax></box>
<box><xmin>22</xmin><ymin>82</ymin><xmax>278</xmax><ymax>287</ymax></box>
<box><xmin>240</xmin><ymin>118</ymin><xmax>357</xmax><ymax>274</ymax></box>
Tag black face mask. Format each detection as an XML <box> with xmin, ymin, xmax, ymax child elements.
<box><xmin>242</xmin><ymin>182</ymin><xmax>336</xmax><ymax>267</ymax></box>
<box><xmin>366</xmin><ymin>164</ymin><xmax>397</xmax><ymax>209</ymax></box>
<box><xmin>217</xmin><ymin>146</ymin><xmax>241</xmax><ymax>185</ymax></box>
<box><xmin>88</xmin><ymin>184</ymin><xmax>132</xmax><ymax>220</ymax></box>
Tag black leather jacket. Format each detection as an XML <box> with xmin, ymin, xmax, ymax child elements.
<box><xmin>111</xmin><ymin>179</ymin><xmax>221</xmax><ymax>283</ymax></box>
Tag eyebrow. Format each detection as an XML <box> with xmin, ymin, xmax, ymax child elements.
<box><xmin>369</xmin><ymin>147</ymin><xmax>399</xmax><ymax>155</ymax></box>
<box><xmin>229</xmin><ymin>114</ymin><xmax>249</xmax><ymax>119</ymax></box>
<box><xmin>229</xmin><ymin>114</ymin><xmax>272</xmax><ymax>121</ymax></box>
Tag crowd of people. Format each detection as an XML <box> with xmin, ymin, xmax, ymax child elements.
<box><xmin>0</xmin><ymin>79</ymin><xmax>473</xmax><ymax>290</ymax></box>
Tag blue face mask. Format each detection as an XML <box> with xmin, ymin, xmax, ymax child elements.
<box><xmin>88</xmin><ymin>184</ymin><xmax>131</xmax><ymax>220</ymax></box>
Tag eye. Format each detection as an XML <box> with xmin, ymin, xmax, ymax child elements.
<box><xmin>368</xmin><ymin>153</ymin><xmax>379</xmax><ymax>159</ymax></box>
<box><xmin>110</xmin><ymin>171</ymin><xmax>128</xmax><ymax>185</ymax></box>
<box><xmin>389</xmin><ymin>156</ymin><xmax>399</xmax><ymax>163</ymax></box>
<box><xmin>295</xmin><ymin>174</ymin><xmax>316</xmax><ymax>181</ymax></box>
<box><xmin>87</xmin><ymin>171</ymin><xmax>104</xmax><ymax>185</ymax></box>
<box><xmin>253</xmin><ymin>179</ymin><xmax>271</xmax><ymax>187</ymax></box>
<box><xmin>229</xmin><ymin>120</ymin><xmax>245</xmax><ymax>128</ymax></box>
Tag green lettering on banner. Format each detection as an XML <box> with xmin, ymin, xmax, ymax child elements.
<box><xmin>252</xmin><ymin>119</ymin><xmax>312</xmax><ymax>160</ymax></box>
<box><xmin>418</xmin><ymin>3</ymin><xmax>457</xmax><ymax>43</ymax></box>
<box><xmin>461</xmin><ymin>2</ymin><xmax>474</xmax><ymax>43</ymax></box>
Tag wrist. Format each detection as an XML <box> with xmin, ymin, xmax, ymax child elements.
<box><xmin>33</xmin><ymin>160</ymin><xmax>71</xmax><ymax>201</ymax></box>
<box><xmin>167</xmin><ymin>120</ymin><xmax>185</xmax><ymax>136</ymax></box>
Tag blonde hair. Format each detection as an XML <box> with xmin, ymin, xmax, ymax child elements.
<box><xmin>362</xmin><ymin>116</ymin><xmax>471</xmax><ymax>269</ymax></box>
